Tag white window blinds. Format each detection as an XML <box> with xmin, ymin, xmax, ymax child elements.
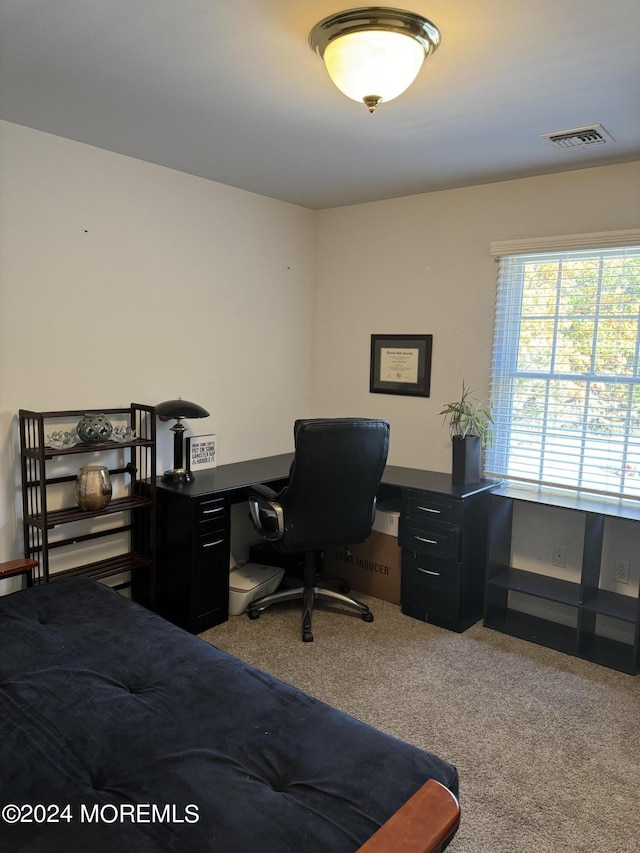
<box><xmin>486</xmin><ymin>239</ymin><xmax>640</xmax><ymax>498</ymax></box>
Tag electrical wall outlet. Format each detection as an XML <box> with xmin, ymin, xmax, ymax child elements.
<box><xmin>615</xmin><ymin>559</ymin><xmax>630</xmax><ymax>584</ymax></box>
<box><xmin>552</xmin><ymin>544</ymin><xmax>567</xmax><ymax>568</ymax></box>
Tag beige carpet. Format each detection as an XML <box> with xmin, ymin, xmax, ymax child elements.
<box><xmin>200</xmin><ymin>594</ymin><xmax>640</xmax><ymax>852</ymax></box>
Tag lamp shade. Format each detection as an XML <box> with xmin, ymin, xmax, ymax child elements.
<box><xmin>324</xmin><ymin>29</ymin><xmax>425</xmax><ymax>105</ymax></box>
<box><xmin>309</xmin><ymin>7</ymin><xmax>440</xmax><ymax>112</ymax></box>
<box><xmin>156</xmin><ymin>398</ymin><xmax>210</xmax><ymax>484</ymax></box>
<box><xmin>156</xmin><ymin>399</ymin><xmax>210</xmax><ymax>420</ymax></box>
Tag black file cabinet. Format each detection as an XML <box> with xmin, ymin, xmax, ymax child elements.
<box><xmin>155</xmin><ymin>486</ymin><xmax>230</xmax><ymax>633</ymax></box>
<box><xmin>398</xmin><ymin>480</ymin><xmax>495</xmax><ymax>632</ymax></box>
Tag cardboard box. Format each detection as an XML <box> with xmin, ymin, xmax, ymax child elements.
<box><xmin>323</xmin><ymin>505</ymin><xmax>401</xmax><ymax>605</ymax></box>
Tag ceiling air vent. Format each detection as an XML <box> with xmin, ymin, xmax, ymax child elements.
<box><xmin>541</xmin><ymin>124</ymin><xmax>614</xmax><ymax>150</ymax></box>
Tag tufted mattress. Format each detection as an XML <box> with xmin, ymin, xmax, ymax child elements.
<box><xmin>0</xmin><ymin>578</ymin><xmax>458</xmax><ymax>852</ymax></box>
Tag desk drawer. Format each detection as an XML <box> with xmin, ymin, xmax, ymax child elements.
<box><xmin>404</xmin><ymin>493</ymin><xmax>461</xmax><ymax>528</ymax></box>
<box><xmin>196</xmin><ymin>497</ymin><xmax>225</xmax><ymax>527</ymax></box>
<box><xmin>193</xmin><ymin>527</ymin><xmax>228</xmax><ymax>632</ymax></box>
<box><xmin>402</xmin><ymin>551</ymin><xmax>457</xmax><ymax>616</ymax></box>
<box><xmin>401</xmin><ymin>523</ymin><xmax>459</xmax><ymax>559</ymax></box>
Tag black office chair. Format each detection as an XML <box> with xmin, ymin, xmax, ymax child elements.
<box><xmin>246</xmin><ymin>418</ymin><xmax>390</xmax><ymax>642</ymax></box>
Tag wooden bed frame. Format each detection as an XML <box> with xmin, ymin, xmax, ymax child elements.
<box><xmin>358</xmin><ymin>779</ymin><xmax>460</xmax><ymax>853</ymax></box>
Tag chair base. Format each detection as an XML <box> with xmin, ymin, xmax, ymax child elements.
<box><xmin>247</xmin><ymin>551</ymin><xmax>373</xmax><ymax>642</ymax></box>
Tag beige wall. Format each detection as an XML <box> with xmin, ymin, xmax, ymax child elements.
<box><xmin>312</xmin><ymin>163</ymin><xmax>640</xmax><ymax>470</ymax></box>
<box><xmin>2</xmin><ymin>119</ymin><xmax>639</xmax><ymax>572</ymax></box>
<box><xmin>0</xmin><ymin>121</ymin><xmax>316</xmax><ymax>563</ymax></box>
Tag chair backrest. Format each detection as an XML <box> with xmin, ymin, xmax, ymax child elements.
<box><xmin>277</xmin><ymin>418</ymin><xmax>390</xmax><ymax>553</ymax></box>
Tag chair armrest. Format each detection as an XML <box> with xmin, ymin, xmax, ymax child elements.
<box><xmin>357</xmin><ymin>779</ymin><xmax>460</xmax><ymax>853</ymax></box>
<box><xmin>249</xmin><ymin>483</ymin><xmax>280</xmax><ymax>502</ymax></box>
<box><xmin>248</xmin><ymin>485</ymin><xmax>285</xmax><ymax>541</ymax></box>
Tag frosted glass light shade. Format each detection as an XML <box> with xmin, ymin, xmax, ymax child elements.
<box><xmin>309</xmin><ymin>7</ymin><xmax>440</xmax><ymax>112</ymax></box>
<box><xmin>324</xmin><ymin>30</ymin><xmax>426</xmax><ymax>106</ymax></box>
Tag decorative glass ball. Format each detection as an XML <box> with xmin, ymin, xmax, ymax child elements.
<box><xmin>76</xmin><ymin>413</ymin><xmax>113</xmax><ymax>444</ymax></box>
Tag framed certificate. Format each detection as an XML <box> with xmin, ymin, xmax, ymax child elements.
<box><xmin>370</xmin><ymin>334</ymin><xmax>432</xmax><ymax>397</ymax></box>
<box><xmin>186</xmin><ymin>434</ymin><xmax>217</xmax><ymax>472</ymax></box>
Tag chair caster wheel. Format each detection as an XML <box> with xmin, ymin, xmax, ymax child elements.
<box><xmin>362</xmin><ymin>611</ymin><xmax>374</xmax><ymax>623</ymax></box>
<box><xmin>303</xmin><ymin>631</ymin><xmax>314</xmax><ymax>642</ymax></box>
<box><xmin>247</xmin><ymin>609</ymin><xmax>260</xmax><ymax>620</ymax></box>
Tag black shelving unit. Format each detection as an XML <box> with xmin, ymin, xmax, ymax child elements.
<box><xmin>19</xmin><ymin>405</ymin><xmax>156</xmax><ymax>607</ymax></box>
<box><xmin>485</xmin><ymin>485</ymin><xmax>640</xmax><ymax>674</ymax></box>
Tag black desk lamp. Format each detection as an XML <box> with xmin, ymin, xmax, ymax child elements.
<box><xmin>156</xmin><ymin>398</ymin><xmax>210</xmax><ymax>483</ymax></box>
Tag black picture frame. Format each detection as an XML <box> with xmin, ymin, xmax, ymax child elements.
<box><xmin>370</xmin><ymin>334</ymin><xmax>432</xmax><ymax>397</ymax></box>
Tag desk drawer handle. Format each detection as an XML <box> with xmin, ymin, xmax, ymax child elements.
<box><xmin>417</xmin><ymin>568</ymin><xmax>441</xmax><ymax>577</ymax></box>
<box><xmin>202</xmin><ymin>508</ymin><xmax>224</xmax><ymax>515</ymax></box>
<box><xmin>418</xmin><ymin>506</ymin><xmax>441</xmax><ymax>514</ymax></box>
<box><xmin>203</xmin><ymin>539</ymin><xmax>224</xmax><ymax>548</ymax></box>
<box><xmin>415</xmin><ymin>535</ymin><xmax>438</xmax><ymax>545</ymax></box>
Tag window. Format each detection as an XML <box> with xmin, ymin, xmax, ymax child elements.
<box><xmin>486</xmin><ymin>235</ymin><xmax>640</xmax><ymax>499</ymax></box>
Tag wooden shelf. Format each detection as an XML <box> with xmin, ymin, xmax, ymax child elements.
<box><xmin>26</xmin><ymin>495</ymin><xmax>154</xmax><ymax>529</ymax></box>
<box><xmin>46</xmin><ymin>552</ymin><xmax>152</xmax><ymax>583</ymax></box>
<box><xmin>581</xmin><ymin>588</ymin><xmax>638</xmax><ymax>622</ymax></box>
<box><xmin>22</xmin><ymin>437</ymin><xmax>154</xmax><ymax>461</ymax></box>
<box><xmin>485</xmin><ymin>609</ymin><xmax>578</xmax><ymax>656</ymax></box>
<box><xmin>492</xmin><ymin>483</ymin><xmax>640</xmax><ymax>523</ymax></box>
<box><xmin>19</xmin><ymin>405</ymin><xmax>156</xmax><ymax>605</ymax></box>
<box><xmin>488</xmin><ymin>567</ymin><xmax>581</xmax><ymax>606</ymax></box>
<box><xmin>485</xmin><ymin>489</ymin><xmax>640</xmax><ymax>675</ymax></box>
<box><xmin>579</xmin><ymin>634</ymin><xmax>638</xmax><ymax>674</ymax></box>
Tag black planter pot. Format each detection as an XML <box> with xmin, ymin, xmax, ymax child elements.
<box><xmin>451</xmin><ymin>435</ymin><xmax>482</xmax><ymax>485</ymax></box>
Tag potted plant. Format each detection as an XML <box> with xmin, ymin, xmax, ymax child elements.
<box><xmin>439</xmin><ymin>382</ymin><xmax>493</xmax><ymax>484</ymax></box>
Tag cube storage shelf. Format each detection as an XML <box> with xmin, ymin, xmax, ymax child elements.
<box><xmin>485</xmin><ymin>485</ymin><xmax>640</xmax><ymax>674</ymax></box>
<box><xmin>19</xmin><ymin>405</ymin><xmax>156</xmax><ymax>607</ymax></box>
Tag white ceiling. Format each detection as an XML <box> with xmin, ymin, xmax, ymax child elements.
<box><xmin>1</xmin><ymin>0</ymin><xmax>639</xmax><ymax>210</ymax></box>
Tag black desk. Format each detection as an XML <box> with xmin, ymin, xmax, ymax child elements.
<box><xmin>155</xmin><ymin>453</ymin><xmax>497</xmax><ymax>633</ymax></box>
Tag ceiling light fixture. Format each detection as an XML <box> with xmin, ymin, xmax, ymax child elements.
<box><xmin>309</xmin><ymin>6</ymin><xmax>440</xmax><ymax>113</ymax></box>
